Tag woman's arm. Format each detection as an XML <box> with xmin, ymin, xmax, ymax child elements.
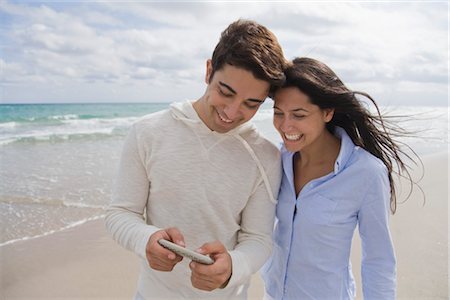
<box><xmin>358</xmin><ymin>166</ymin><xmax>396</xmax><ymax>299</ymax></box>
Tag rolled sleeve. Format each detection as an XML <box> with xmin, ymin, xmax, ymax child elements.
<box><xmin>358</xmin><ymin>168</ymin><xmax>396</xmax><ymax>299</ymax></box>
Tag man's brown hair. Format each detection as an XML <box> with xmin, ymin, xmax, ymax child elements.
<box><xmin>210</xmin><ymin>19</ymin><xmax>287</xmax><ymax>94</ymax></box>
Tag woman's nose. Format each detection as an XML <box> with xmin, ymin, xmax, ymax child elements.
<box><xmin>280</xmin><ymin>118</ymin><xmax>294</xmax><ymax>132</ymax></box>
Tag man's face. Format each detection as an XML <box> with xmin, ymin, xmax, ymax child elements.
<box><xmin>194</xmin><ymin>60</ymin><xmax>270</xmax><ymax>133</ymax></box>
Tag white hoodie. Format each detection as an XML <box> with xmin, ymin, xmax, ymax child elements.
<box><xmin>106</xmin><ymin>101</ymin><xmax>281</xmax><ymax>299</ymax></box>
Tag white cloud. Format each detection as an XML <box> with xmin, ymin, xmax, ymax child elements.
<box><xmin>0</xmin><ymin>1</ymin><xmax>447</xmax><ymax>106</ymax></box>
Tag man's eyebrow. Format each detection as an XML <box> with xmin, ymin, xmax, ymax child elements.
<box><xmin>218</xmin><ymin>81</ymin><xmax>236</xmax><ymax>94</ymax></box>
<box><xmin>219</xmin><ymin>81</ymin><xmax>266</xmax><ymax>103</ymax></box>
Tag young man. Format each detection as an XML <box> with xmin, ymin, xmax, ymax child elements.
<box><xmin>105</xmin><ymin>19</ymin><xmax>286</xmax><ymax>299</ymax></box>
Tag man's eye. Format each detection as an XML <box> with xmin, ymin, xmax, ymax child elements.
<box><xmin>294</xmin><ymin>115</ymin><xmax>306</xmax><ymax>119</ymax></box>
<box><xmin>218</xmin><ymin>89</ymin><xmax>233</xmax><ymax>97</ymax></box>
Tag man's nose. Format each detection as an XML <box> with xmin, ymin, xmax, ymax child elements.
<box><xmin>223</xmin><ymin>101</ymin><xmax>241</xmax><ymax>119</ymax></box>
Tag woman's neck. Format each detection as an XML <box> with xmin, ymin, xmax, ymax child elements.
<box><xmin>298</xmin><ymin>129</ymin><xmax>341</xmax><ymax>168</ymax></box>
<box><xmin>293</xmin><ymin>129</ymin><xmax>341</xmax><ymax>196</ymax></box>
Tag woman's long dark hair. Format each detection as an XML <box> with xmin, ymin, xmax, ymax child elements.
<box><xmin>283</xmin><ymin>57</ymin><xmax>420</xmax><ymax>214</ymax></box>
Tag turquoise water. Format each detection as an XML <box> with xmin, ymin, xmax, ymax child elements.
<box><xmin>0</xmin><ymin>103</ymin><xmax>170</xmax><ymax>245</ymax></box>
<box><xmin>0</xmin><ymin>103</ymin><xmax>448</xmax><ymax>246</ymax></box>
<box><xmin>0</xmin><ymin>103</ymin><xmax>169</xmax><ymax>145</ymax></box>
<box><xmin>0</xmin><ymin>103</ymin><xmax>169</xmax><ymax>122</ymax></box>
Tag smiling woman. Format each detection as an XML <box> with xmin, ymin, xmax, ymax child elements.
<box><xmin>262</xmin><ymin>57</ymin><xmax>423</xmax><ymax>300</ymax></box>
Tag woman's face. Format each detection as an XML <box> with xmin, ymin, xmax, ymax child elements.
<box><xmin>273</xmin><ymin>87</ymin><xmax>334</xmax><ymax>152</ymax></box>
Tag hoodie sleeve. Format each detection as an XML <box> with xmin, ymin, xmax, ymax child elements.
<box><xmin>226</xmin><ymin>155</ymin><xmax>282</xmax><ymax>288</ymax></box>
<box><xmin>105</xmin><ymin>124</ymin><xmax>161</xmax><ymax>260</ymax></box>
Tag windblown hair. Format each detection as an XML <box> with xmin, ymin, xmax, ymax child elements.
<box><xmin>282</xmin><ymin>57</ymin><xmax>420</xmax><ymax>214</ymax></box>
<box><xmin>210</xmin><ymin>19</ymin><xmax>287</xmax><ymax>94</ymax></box>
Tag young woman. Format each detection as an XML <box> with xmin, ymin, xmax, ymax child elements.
<box><xmin>262</xmin><ymin>57</ymin><xmax>416</xmax><ymax>299</ymax></box>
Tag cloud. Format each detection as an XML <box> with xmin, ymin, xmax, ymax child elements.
<box><xmin>0</xmin><ymin>1</ymin><xmax>447</xmax><ymax>106</ymax></box>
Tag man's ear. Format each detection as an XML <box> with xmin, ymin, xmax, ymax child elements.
<box><xmin>205</xmin><ymin>59</ymin><xmax>213</xmax><ymax>84</ymax></box>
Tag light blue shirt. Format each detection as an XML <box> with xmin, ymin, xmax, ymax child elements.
<box><xmin>262</xmin><ymin>127</ymin><xmax>396</xmax><ymax>300</ymax></box>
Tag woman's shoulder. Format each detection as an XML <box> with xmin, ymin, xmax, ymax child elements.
<box><xmin>349</xmin><ymin>146</ymin><xmax>388</xmax><ymax>176</ymax></box>
<box><xmin>335</xmin><ymin>127</ymin><xmax>387</xmax><ymax>177</ymax></box>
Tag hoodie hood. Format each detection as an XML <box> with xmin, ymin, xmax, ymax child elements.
<box><xmin>170</xmin><ymin>100</ymin><xmax>277</xmax><ymax>204</ymax></box>
<box><xmin>169</xmin><ymin>100</ymin><xmax>257</xmax><ymax>136</ymax></box>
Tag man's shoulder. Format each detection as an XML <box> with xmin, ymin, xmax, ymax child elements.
<box><xmin>134</xmin><ymin>108</ymin><xmax>171</xmax><ymax>125</ymax></box>
<box><xmin>241</xmin><ymin>130</ymin><xmax>281</xmax><ymax>161</ymax></box>
<box><xmin>129</xmin><ymin>109</ymin><xmax>181</xmax><ymax>144</ymax></box>
<box><xmin>131</xmin><ymin>108</ymin><xmax>175</xmax><ymax>132</ymax></box>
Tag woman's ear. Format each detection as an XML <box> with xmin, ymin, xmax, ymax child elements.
<box><xmin>323</xmin><ymin>108</ymin><xmax>335</xmax><ymax>123</ymax></box>
<box><xmin>205</xmin><ymin>59</ymin><xmax>213</xmax><ymax>84</ymax></box>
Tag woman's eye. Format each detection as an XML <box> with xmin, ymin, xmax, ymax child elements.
<box><xmin>294</xmin><ymin>115</ymin><xmax>305</xmax><ymax>119</ymax></box>
<box><xmin>245</xmin><ymin>102</ymin><xmax>260</xmax><ymax>109</ymax></box>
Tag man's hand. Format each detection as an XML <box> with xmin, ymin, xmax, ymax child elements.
<box><xmin>189</xmin><ymin>241</ymin><xmax>232</xmax><ymax>291</ymax></box>
<box><xmin>146</xmin><ymin>227</ymin><xmax>185</xmax><ymax>271</ymax></box>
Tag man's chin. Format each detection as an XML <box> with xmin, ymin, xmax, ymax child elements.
<box><xmin>214</xmin><ymin>127</ymin><xmax>232</xmax><ymax>133</ymax></box>
<box><xmin>213</xmin><ymin>122</ymin><xmax>237</xmax><ymax>133</ymax></box>
<box><xmin>212</xmin><ymin>115</ymin><xmax>239</xmax><ymax>132</ymax></box>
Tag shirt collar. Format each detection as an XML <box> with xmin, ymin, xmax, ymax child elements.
<box><xmin>333</xmin><ymin>127</ymin><xmax>357</xmax><ymax>174</ymax></box>
<box><xmin>280</xmin><ymin>143</ymin><xmax>295</xmax><ymax>187</ymax></box>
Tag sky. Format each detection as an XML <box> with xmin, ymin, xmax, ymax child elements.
<box><xmin>0</xmin><ymin>1</ymin><xmax>448</xmax><ymax>106</ymax></box>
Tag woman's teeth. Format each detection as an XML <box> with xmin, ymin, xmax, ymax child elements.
<box><xmin>285</xmin><ymin>133</ymin><xmax>301</xmax><ymax>141</ymax></box>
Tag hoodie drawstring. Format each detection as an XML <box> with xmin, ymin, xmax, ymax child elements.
<box><xmin>232</xmin><ymin>134</ymin><xmax>277</xmax><ymax>204</ymax></box>
<box><xmin>171</xmin><ymin>101</ymin><xmax>277</xmax><ymax>205</ymax></box>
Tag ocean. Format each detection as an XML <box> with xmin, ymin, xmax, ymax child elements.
<box><xmin>0</xmin><ymin>102</ymin><xmax>448</xmax><ymax>246</ymax></box>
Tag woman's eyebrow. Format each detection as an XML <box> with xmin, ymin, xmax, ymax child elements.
<box><xmin>273</xmin><ymin>105</ymin><xmax>309</xmax><ymax>112</ymax></box>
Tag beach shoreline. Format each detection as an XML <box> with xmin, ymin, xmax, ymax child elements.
<box><xmin>1</xmin><ymin>151</ymin><xmax>448</xmax><ymax>299</ymax></box>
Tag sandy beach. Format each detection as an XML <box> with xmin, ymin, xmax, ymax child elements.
<box><xmin>1</xmin><ymin>152</ymin><xmax>448</xmax><ymax>300</ymax></box>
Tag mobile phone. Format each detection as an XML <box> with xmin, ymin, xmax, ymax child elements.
<box><xmin>157</xmin><ymin>239</ymin><xmax>214</xmax><ymax>265</ymax></box>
